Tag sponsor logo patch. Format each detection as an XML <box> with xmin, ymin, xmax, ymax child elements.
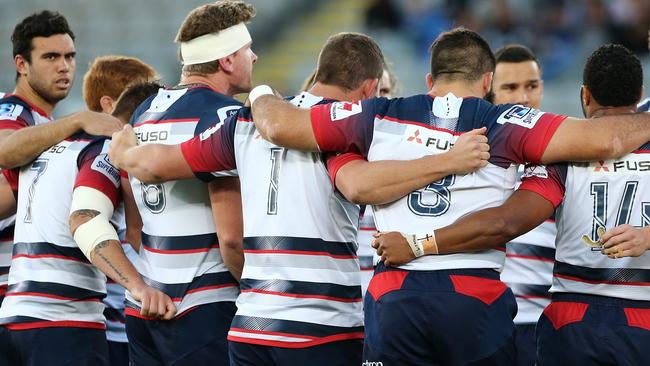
<box><xmin>0</xmin><ymin>103</ymin><xmax>23</xmax><ymax>121</ymax></box>
<box><xmin>522</xmin><ymin>164</ymin><xmax>548</xmax><ymax>179</ymax></box>
<box><xmin>216</xmin><ymin>105</ymin><xmax>241</xmax><ymax>124</ymax></box>
<box><xmin>496</xmin><ymin>105</ymin><xmax>544</xmax><ymax>129</ymax></box>
<box><xmin>92</xmin><ymin>154</ymin><xmax>120</xmax><ymax>187</ymax></box>
<box><xmin>330</xmin><ymin>101</ymin><xmax>362</xmax><ymax>121</ymax></box>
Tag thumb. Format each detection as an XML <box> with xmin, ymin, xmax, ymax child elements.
<box><xmin>464</xmin><ymin>127</ymin><xmax>487</xmax><ymax>136</ymax></box>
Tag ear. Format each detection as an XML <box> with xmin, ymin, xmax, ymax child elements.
<box><xmin>581</xmin><ymin>85</ymin><xmax>591</xmax><ymax>107</ymax></box>
<box><xmin>362</xmin><ymin>78</ymin><xmax>380</xmax><ymax>99</ymax></box>
<box><xmin>14</xmin><ymin>55</ymin><xmax>28</xmax><ymax>77</ymax></box>
<box><xmin>218</xmin><ymin>55</ymin><xmax>235</xmax><ymax>74</ymax></box>
<box><xmin>482</xmin><ymin>72</ymin><xmax>493</xmax><ymax>95</ymax></box>
<box><xmin>99</xmin><ymin>96</ymin><xmax>115</xmax><ymax>114</ymax></box>
<box><xmin>425</xmin><ymin>73</ymin><xmax>434</xmax><ymax>90</ymax></box>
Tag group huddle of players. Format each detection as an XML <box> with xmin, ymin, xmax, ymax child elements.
<box><xmin>0</xmin><ymin>1</ymin><xmax>648</xmax><ymax>366</ymax></box>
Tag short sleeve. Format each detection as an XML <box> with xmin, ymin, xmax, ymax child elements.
<box><xmin>0</xmin><ymin>102</ymin><xmax>31</xmax><ymax>131</ymax></box>
<box><xmin>1</xmin><ymin>168</ymin><xmax>18</xmax><ymax>193</ymax></box>
<box><xmin>518</xmin><ymin>163</ymin><xmax>567</xmax><ymax>208</ymax></box>
<box><xmin>74</xmin><ymin>139</ymin><xmax>121</xmax><ymax>207</ymax></box>
<box><xmin>325</xmin><ymin>152</ymin><xmax>365</xmax><ymax>187</ymax></box>
<box><xmin>194</xmin><ymin>102</ymin><xmax>242</xmax><ymax>136</ymax></box>
<box><xmin>309</xmin><ymin>99</ymin><xmax>377</xmax><ymax>156</ymax></box>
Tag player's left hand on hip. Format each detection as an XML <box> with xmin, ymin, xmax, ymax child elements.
<box><xmin>601</xmin><ymin>224</ymin><xmax>650</xmax><ymax>258</ymax></box>
<box><xmin>372</xmin><ymin>231</ymin><xmax>415</xmax><ymax>266</ymax></box>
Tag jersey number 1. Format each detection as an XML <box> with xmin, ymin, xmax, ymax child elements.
<box><xmin>589</xmin><ymin>181</ymin><xmax>650</xmax><ymax>241</ymax></box>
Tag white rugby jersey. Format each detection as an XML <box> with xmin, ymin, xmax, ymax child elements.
<box><xmin>124</xmin><ymin>86</ymin><xmax>241</xmax><ymax>318</ymax></box>
<box><xmin>358</xmin><ymin>207</ymin><xmax>377</xmax><ymax>295</ymax></box>
<box><xmin>521</xmin><ymin>150</ymin><xmax>650</xmax><ymax>301</ymax></box>
<box><xmin>312</xmin><ymin>93</ymin><xmax>566</xmax><ymax>272</ymax></box>
<box><xmin>0</xmin><ymin>137</ymin><xmax>122</xmax><ymax>330</ymax></box>
<box><xmin>0</xmin><ymin>215</ymin><xmax>15</xmax><ymax>303</ymax></box>
<box><xmin>181</xmin><ymin>92</ymin><xmax>363</xmax><ymax>348</ymax></box>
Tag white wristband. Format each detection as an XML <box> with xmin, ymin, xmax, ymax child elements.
<box><xmin>73</xmin><ymin>215</ymin><xmax>119</xmax><ymax>261</ymax></box>
<box><xmin>248</xmin><ymin>85</ymin><xmax>274</xmax><ymax>105</ymax></box>
<box><xmin>401</xmin><ymin>232</ymin><xmax>425</xmax><ymax>258</ymax></box>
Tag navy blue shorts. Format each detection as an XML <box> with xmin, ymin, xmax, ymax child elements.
<box><xmin>228</xmin><ymin>338</ymin><xmax>362</xmax><ymax>366</ymax></box>
<box><xmin>126</xmin><ymin>301</ymin><xmax>236</xmax><ymax>366</ymax></box>
<box><xmin>537</xmin><ymin>293</ymin><xmax>650</xmax><ymax>366</ymax></box>
<box><xmin>513</xmin><ymin>323</ymin><xmax>536</xmax><ymax>366</ymax></box>
<box><xmin>0</xmin><ymin>325</ymin><xmax>108</xmax><ymax>365</ymax></box>
<box><xmin>363</xmin><ymin>264</ymin><xmax>517</xmax><ymax>365</ymax></box>
<box><xmin>108</xmin><ymin>340</ymin><xmax>129</xmax><ymax>366</ymax></box>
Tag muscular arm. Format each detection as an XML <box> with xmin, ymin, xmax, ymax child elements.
<box><xmin>252</xmin><ymin>95</ymin><xmax>318</xmax><ymax>151</ymax></box>
<box><xmin>0</xmin><ymin>111</ymin><xmax>122</xmax><ymax>169</ymax></box>
<box><xmin>108</xmin><ymin>125</ymin><xmax>193</xmax><ymax>184</ymax></box>
<box><xmin>542</xmin><ymin>113</ymin><xmax>650</xmax><ymax>163</ymax></box>
<box><xmin>335</xmin><ymin>128</ymin><xmax>489</xmax><ymax>204</ymax></box>
<box><xmin>374</xmin><ymin>190</ymin><xmax>554</xmax><ymax>266</ymax></box>
<box><xmin>209</xmin><ymin>178</ymin><xmax>244</xmax><ymax>281</ymax></box>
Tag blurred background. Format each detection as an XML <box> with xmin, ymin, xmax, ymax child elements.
<box><xmin>0</xmin><ymin>0</ymin><xmax>648</xmax><ymax>117</ymax></box>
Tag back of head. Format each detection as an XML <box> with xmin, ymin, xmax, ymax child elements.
<box><xmin>583</xmin><ymin>44</ymin><xmax>642</xmax><ymax>107</ymax></box>
<box><xmin>175</xmin><ymin>0</ymin><xmax>255</xmax><ymax>75</ymax></box>
<box><xmin>111</xmin><ymin>81</ymin><xmax>162</xmax><ymax>123</ymax></box>
<box><xmin>83</xmin><ymin>55</ymin><xmax>157</xmax><ymax>112</ymax></box>
<box><xmin>314</xmin><ymin>32</ymin><xmax>385</xmax><ymax>91</ymax></box>
<box><xmin>429</xmin><ymin>27</ymin><xmax>495</xmax><ymax>83</ymax></box>
<box><xmin>11</xmin><ymin>10</ymin><xmax>75</xmax><ymax>78</ymax></box>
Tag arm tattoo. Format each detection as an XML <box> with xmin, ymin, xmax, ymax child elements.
<box><xmin>71</xmin><ymin>209</ymin><xmax>100</xmax><ymax>220</ymax></box>
<box><xmin>93</xmin><ymin>240</ymin><xmax>129</xmax><ymax>284</ymax></box>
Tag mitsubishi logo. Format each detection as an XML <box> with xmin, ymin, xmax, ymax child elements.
<box><xmin>407</xmin><ymin>130</ymin><xmax>423</xmax><ymax>144</ymax></box>
<box><xmin>594</xmin><ymin>160</ymin><xmax>610</xmax><ymax>172</ymax></box>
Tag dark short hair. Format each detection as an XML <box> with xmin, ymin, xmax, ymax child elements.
<box><xmin>494</xmin><ymin>44</ymin><xmax>541</xmax><ymax>72</ymax></box>
<box><xmin>583</xmin><ymin>44</ymin><xmax>642</xmax><ymax>107</ymax></box>
<box><xmin>315</xmin><ymin>32</ymin><xmax>385</xmax><ymax>91</ymax></box>
<box><xmin>429</xmin><ymin>27</ymin><xmax>495</xmax><ymax>82</ymax></box>
<box><xmin>12</xmin><ymin>10</ymin><xmax>75</xmax><ymax>62</ymax></box>
<box><xmin>112</xmin><ymin>81</ymin><xmax>162</xmax><ymax>122</ymax></box>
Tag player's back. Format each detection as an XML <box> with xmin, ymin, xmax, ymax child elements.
<box><xmin>126</xmin><ymin>86</ymin><xmax>240</xmax><ymax>317</ymax></box>
<box><xmin>229</xmin><ymin>92</ymin><xmax>363</xmax><ymax>347</ymax></box>
<box><xmin>551</xmin><ymin>146</ymin><xmax>650</xmax><ymax>300</ymax></box>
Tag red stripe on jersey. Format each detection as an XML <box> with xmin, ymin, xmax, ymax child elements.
<box><xmin>243</xmin><ymin>249</ymin><xmax>357</xmax><ymax>260</ymax></box>
<box><xmin>238</xmin><ymin>117</ymin><xmax>253</xmax><ymax>123</ymax></box>
<box><xmin>0</xmin><ymin>286</ymin><xmax>6</xmax><ymax>297</ymax></box>
<box><xmin>142</xmin><ymin>244</ymin><xmax>219</xmax><ymax>255</ymax></box>
<box><xmin>379</xmin><ymin>115</ymin><xmax>462</xmax><ymax>136</ymax></box>
<box><xmin>228</xmin><ymin>328</ymin><xmax>364</xmax><ymax>348</ymax></box>
<box><xmin>6</xmin><ymin>292</ymin><xmax>101</xmax><ymax>302</ymax></box>
<box><xmin>0</xmin><ymin>120</ymin><xmax>27</xmax><ymax>131</ymax></box>
<box><xmin>135</xmin><ymin>118</ymin><xmax>199</xmax><ymax>127</ymax></box>
<box><xmin>632</xmin><ymin>150</ymin><xmax>650</xmax><ymax>154</ymax></box>
<box><xmin>359</xmin><ymin>227</ymin><xmax>376</xmax><ymax>231</ymax></box>
<box><xmin>326</xmin><ymin>152</ymin><xmax>365</xmax><ymax>187</ymax></box>
<box><xmin>8</xmin><ymin>94</ymin><xmax>50</xmax><ymax>118</ymax></box>
<box><xmin>543</xmin><ymin>301</ymin><xmax>588</xmax><ymax>330</ymax></box>
<box><xmin>506</xmin><ymin>253</ymin><xmax>555</xmax><ymax>263</ymax></box>
<box><xmin>5</xmin><ymin>320</ymin><xmax>106</xmax><ymax>330</ymax></box>
<box><xmin>240</xmin><ymin>288</ymin><xmax>362</xmax><ymax>303</ymax></box>
<box><xmin>518</xmin><ymin>180</ymin><xmax>564</xmax><ymax>208</ymax></box>
<box><xmin>367</xmin><ymin>270</ymin><xmax>408</xmax><ymax>301</ymax></box>
<box><xmin>12</xmin><ymin>253</ymin><xmax>88</xmax><ymax>263</ymax></box>
<box><xmin>624</xmin><ymin>308</ymin><xmax>650</xmax><ymax>331</ymax></box>
<box><xmin>450</xmin><ymin>275</ymin><xmax>508</xmax><ymax>305</ymax></box>
<box><xmin>554</xmin><ymin>273</ymin><xmax>650</xmax><ymax>287</ymax></box>
<box><xmin>2</xmin><ymin>168</ymin><xmax>18</xmax><ymax>192</ymax></box>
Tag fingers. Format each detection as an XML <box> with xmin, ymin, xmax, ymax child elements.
<box><xmin>140</xmin><ymin>292</ymin><xmax>150</xmax><ymax>317</ymax></box>
<box><xmin>463</xmin><ymin>127</ymin><xmax>487</xmax><ymax>136</ymax></box>
<box><xmin>600</xmin><ymin>224</ymin><xmax>631</xmax><ymax>244</ymax></box>
<box><xmin>163</xmin><ymin>300</ymin><xmax>177</xmax><ymax>320</ymax></box>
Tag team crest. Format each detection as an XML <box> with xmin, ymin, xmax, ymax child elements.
<box><xmin>330</xmin><ymin>101</ymin><xmax>362</xmax><ymax>121</ymax></box>
<box><xmin>497</xmin><ymin>105</ymin><xmax>543</xmax><ymax>129</ymax></box>
<box><xmin>0</xmin><ymin>103</ymin><xmax>23</xmax><ymax>121</ymax></box>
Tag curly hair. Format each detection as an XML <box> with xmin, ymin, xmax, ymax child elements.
<box><xmin>12</xmin><ymin>10</ymin><xmax>75</xmax><ymax>62</ymax></box>
<box><xmin>583</xmin><ymin>44</ymin><xmax>642</xmax><ymax>107</ymax></box>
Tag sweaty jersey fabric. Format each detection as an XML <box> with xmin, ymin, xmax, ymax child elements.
<box><xmin>311</xmin><ymin>93</ymin><xmax>565</xmax><ymax>272</ymax></box>
<box><xmin>125</xmin><ymin>86</ymin><xmax>240</xmax><ymax>318</ymax></box>
<box><xmin>181</xmin><ymin>92</ymin><xmax>364</xmax><ymax>348</ymax></box>
<box><xmin>0</xmin><ymin>136</ymin><xmax>121</xmax><ymax>330</ymax></box>
<box><xmin>520</xmin><ymin>147</ymin><xmax>650</xmax><ymax>301</ymax></box>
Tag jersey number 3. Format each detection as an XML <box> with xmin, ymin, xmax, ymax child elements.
<box><xmin>408</xmin><ymin>175</ymin><xmax>455</xmax><ymax>216</ymax></box>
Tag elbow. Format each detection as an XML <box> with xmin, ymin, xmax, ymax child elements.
<box><xmin>219</xmin><ymin>235</ymin><xmax>243</xmax><ymax>253</ymax></box>
<box><xmin>259</xmin><ymin>119</ymin><xmax>284</xmax><ymax>146</ymax></box>
<box><xmin>606</xmin><ymin>136</ymin><xmax>625</xmax><ymax>159</ymax></box>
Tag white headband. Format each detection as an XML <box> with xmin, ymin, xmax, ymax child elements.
<box><xmin>180</xmin><ymin>23</ymin><xmax>251</xmax><ymax>66</ymax></box>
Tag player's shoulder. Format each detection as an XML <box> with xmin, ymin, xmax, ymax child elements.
<box><xmin>0</xmin><ymin>94</ymin><xmax>37</xmax><ymax>122</ymax></box>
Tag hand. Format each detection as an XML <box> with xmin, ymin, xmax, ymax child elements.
<box><xmin>601</xmin><ymin>224</ymin><xmax>650</xmax><ymax>259</ymax></box>
<box><xmin>130</xmin><ymin>283</ymin><xmax>177</xmax><ymax>320</ymax></box>
<box><xmin>108</xmin><ymin>125</ymin><xmax>138</xmax><ymax>169</ymax></box>
<box><xmin>372</xmin><ymin>232</ymin><xmax>415</xmax><ymax>267</ymax></box>
<box><xmin>447</xmin><ymin>127</ymin><xmax>490</xmax><ymax>174</ymax></box>
<box><xmin>77</xmin><ymin>111</ymin><xmax>123</xmax><ymax>137</ymax></box>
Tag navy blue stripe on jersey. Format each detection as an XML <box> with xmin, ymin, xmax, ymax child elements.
<box><xmin>7</xmin><ymin>280</ymin><xmax>105</xmax><ymax>301</ymax></box>
<box><xmin>141</xmin><ymin>271</ymin><xmax>237</xmax><ymax>301</ymax></box>
<box><xmin>141</xmin><ymin>232</ymin><xmax>218</xmax><ymax>253</ymax></box>
<box><xmin>0</xmin><ymin>265</ymin><xmax>8</xmax><ymax>276</ymax></box>
<box><xmin>554</xmin><ymin>260</ymin><xmax>650</xmax><ymax>285</ymax></box>
<box><xmin>230</xmin><ymin>315</ymin><xmax>364</xmax><ymax>339</ymax></box>
<box><xmin>240</xmin><ymin>278</ymin><xmax>361</xmax><ymax>302</ymax></box>
<box><xmin>0</xmin><ymin>224</ymin><xmax>14</xmax><ymax>241</ymax></box>
<box><xmin>506</xmin><ymin>243</ymin><xmax>555</xmax><ymax>262</ymax></box>
<box><xmin>509</xmin><ymin>283</ymin><xmax>552</xmax><ymax>299</ymax></box>
<box><xmin>13</xmin><ymin>242</ymin><xmax>89</xmax><ymax>263</ymax></box>
<box><xmin>243</xmin><ymin>236</ymin><xmax>357</xmax><ymax>258</ymax></box>
<box><xmin>103</xmin><ymin>307</ymin><xmax>126</xmax><ymax>323</ymax></box>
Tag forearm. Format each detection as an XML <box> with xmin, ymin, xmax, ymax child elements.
<box><xmin>252</xmin><ymin>95</ymin><xmax>318</xmax><ymax>151</ymax></box>
<box><xmin>209</xmin><ymin>178</ymin><xmax>244</xmax><ymax>281</ymax></box>
<box><xmin>0</xmin><ymin>117</ymin><xmax>81</xmax><ymax>168</ymax></box>
<box><xmin>90</xmin><ymin>239</ymin><xmax>147</xmax><ymax>291</ymax></box>
<box><xmin>337</xmin><ymin>155</ymin><xmax>456</xmax><ymax>205</ymax></box>
<box><xmin>117</xmin><ymin>144</ymin><xmax>192</xmax><ymax>184</ymax></box>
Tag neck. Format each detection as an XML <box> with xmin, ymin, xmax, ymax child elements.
<box><xmin>589</xmin><ymin>105</ymin><xmax>637</xmax><ymax>118</ymax></box>
<box><xmin>428</xmin><ymin>80</ymin><xmax>484</xmax><ymax>99</ymax></box>
<box><xmin>14</xmin><ymin>79</ymin><xmax>56</xmax><ymax>115</ymax></box>
<box><xmin>309</xmin><ymin>82</ymin><xmax>361</xmax><ymax>101</ymax></box>
<box><xmin>179</xmin><ymin>74</ymin><xmax>233</xmax><ymax>97</ymax></box>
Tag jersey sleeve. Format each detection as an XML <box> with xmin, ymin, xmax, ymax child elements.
<box><xmin>518</xmin><ymin>163</ymin><xmax>567</xmax><ymax>208</ymax></box>
<box><xmin>488</xmin><ymin>104</ymin><xmax>567</xmax><ymax>165</ymax></box>
<box><xmin>194</xmin><ymin>102</ymin><xmax>242</xmax><ymax>135</ymax></box>
<box><xmin>309</xmin><ymin>99</ymin><xmax>378</xmax><ymax>156</ymax></box>
<box><xmin>0</xmin><ymin>101</ymin><xmax>31</xmax><ymax>131</ymax></box>
<box><xmin>180</xmin><ymin>109</ymin><xmax>239</xmax><ymax>183</ymax></box>
<box><xmin>74</xmin><ymin>139</ymin><xmax>122</xmax><ymax>207</ymax></box>
<box><xmin>1</xmin><ymin>168</ymin><xmax>18</xmax><ymax>193</ymax></box>
<box><xmin>325</xmin><ymin>152</ymin><xmax>365</xmax><ymax>187</ymax></box>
